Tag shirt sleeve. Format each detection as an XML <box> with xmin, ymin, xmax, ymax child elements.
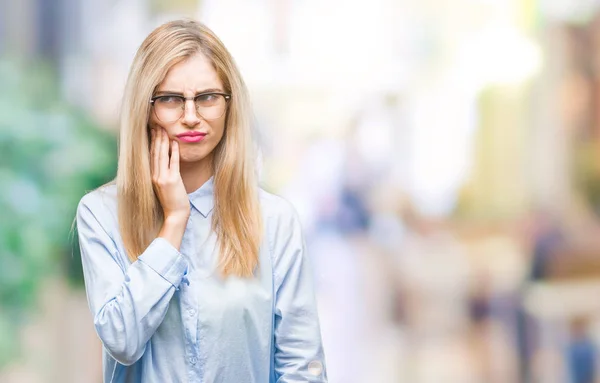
<box><xmin>272</xmin><ymin>202</ymin><xmax>328</xmax><ymax>382</ymax></box>
<box><xmin>76</xmin><ymin>194</ymin><xmax>189</xmax><ymax>366</ymax></box>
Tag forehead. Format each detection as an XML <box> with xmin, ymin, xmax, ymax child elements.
<box><xmin>158</xmin><ymin>53</ymin><xmax>222</xmax><ymax>92</ymax></box>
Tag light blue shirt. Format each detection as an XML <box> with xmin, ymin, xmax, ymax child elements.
<box><xmin>76</xmin><ymin>177</ymin><xmax>327</xmax><ymax>382</ymax></box>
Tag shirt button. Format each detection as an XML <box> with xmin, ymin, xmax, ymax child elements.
<box><xmin>308</xmin><ymin>361</ymin><xmax>323</xmax><ymax>376</ymax></box>
<box><xmin>190</xmin><ymin>357</ymin><xmax>197</xmax><ymax>365</ymax></box>
<box><xmin>188</xmin><ymin>309</ymin><xmax>196</xmax><ymax>316</ymax></box>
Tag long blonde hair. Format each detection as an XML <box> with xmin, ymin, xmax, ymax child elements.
<box><xmin>117</xmin><ymin>20</ymin><xmax>262</xmax><ymax>278</ymax></box>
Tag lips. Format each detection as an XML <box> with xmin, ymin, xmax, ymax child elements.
<box><xmin>176</xmin><ymin>132</ymin><xmax>207</xmax><ymax>138</ymax></box>
<box><xmin>176</xmin><ymin>131</ymin><xmax>207</xmax><ymax>143</ymax></box>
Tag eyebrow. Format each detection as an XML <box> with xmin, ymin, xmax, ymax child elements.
<box><xmin>155</xmin><ymin>88</ymin><xmax>224</xmax><ymax>96</ymax></box>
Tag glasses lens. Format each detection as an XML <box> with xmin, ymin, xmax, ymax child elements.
<box><xmin>154</xmin><ymin>96</ymin><xmax>184</xmax><ymax>123</ymax></box>
<box><xmin>195</xmin><ymin>94</ymin><xmax>227</xmax><ymax>120</ymax></box>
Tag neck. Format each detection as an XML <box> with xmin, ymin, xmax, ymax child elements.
<box><xmin>179</xmin><ymin>157</ymin><xmax>213</xmax><ymax>194</ymax></box>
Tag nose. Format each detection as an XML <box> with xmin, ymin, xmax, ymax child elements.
<box><xmin>182</xmin><ymin>99</ymin><xmax>201</xmax><ymax>126</ymax></box>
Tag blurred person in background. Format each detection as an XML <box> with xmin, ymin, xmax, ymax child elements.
<box><xmin>567</xmin><ymin>317</ymin><xmax>596</xmax><ymax>383</ymax></box>
<box><xmin>75</xmin><ymin>20</ymin><xmax>326</xmax><ymax>383</ymax></box>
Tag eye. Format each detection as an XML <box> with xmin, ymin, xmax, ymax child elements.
<box><xmin>195</xmin><ymin>93</ymin><xmax>219</xmax><ymax>105</ymax></box>
<box><xmin>155</xmin><ymin>96</ymin><xmax>183</xmax><ymax>106</ymax></box>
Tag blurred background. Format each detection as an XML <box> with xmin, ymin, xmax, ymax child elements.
<box><xmin>4</xmin><ymin>0</ymin><xmax>600</xmax><ymax>382</ymax></box>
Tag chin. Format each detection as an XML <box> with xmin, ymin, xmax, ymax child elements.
<box><xmin>181</xmin><ymin>155</ymin><xmax>208</xmax><ymax>163</ymax></box>
<box><xmin>180</xmin><ymin>149</ymin><xmax>212</xmax><ymax>163</ymax></box>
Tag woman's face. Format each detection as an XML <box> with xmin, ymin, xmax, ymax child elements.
<box><xmin>149</xmin><ymin>53</ymin><xmax>227</xmax><ymax>165</ymax></box>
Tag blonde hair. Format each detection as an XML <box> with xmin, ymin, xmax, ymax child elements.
<box><xmin>117</xmin><ymin>20</ymin><xmax>262</xmax><ymax>278</ymax></box>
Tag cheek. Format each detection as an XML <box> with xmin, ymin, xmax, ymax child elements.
<box><xmin>148</xmin><ymin>115</ymin><xmax>160</xmax><ymax>130</ymax></box>
<box><xmin>149</xmin><ymin>116</ymin><xmax>176</xmax><ymax>135</ymax></box>
<box><xmin>209</xmin><ymin>119</ymin><xmax>226</xmax><ymax>141</ymax></box>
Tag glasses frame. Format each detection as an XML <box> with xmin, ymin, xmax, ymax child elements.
<box><xmin>149</xmin><ymin>92</ymin><xmax>232</xmax><ymax>122</ymax></box>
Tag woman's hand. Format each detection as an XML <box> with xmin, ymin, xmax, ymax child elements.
<box><xmin>150</xmin><ymin>128</ymin><xmax>190</xmax><ymax>222</ymax></box>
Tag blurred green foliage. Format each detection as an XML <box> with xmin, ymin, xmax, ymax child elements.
<box><xmin>0</xmin><ymin>58</ymin><xmax>117</xmax><ymax>367</ymax></box>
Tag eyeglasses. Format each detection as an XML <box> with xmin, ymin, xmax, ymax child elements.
<box><xmin>150</xmin><ymin>92</ymin><xmax>231</xmax><ymax>123</ymax></box>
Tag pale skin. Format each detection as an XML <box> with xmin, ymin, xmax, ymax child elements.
<box><xmin>149</xmin><ymin>53</ymin><xmax>227</xmax><ymax>250</ymax></box>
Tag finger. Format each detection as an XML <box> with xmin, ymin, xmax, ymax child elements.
<box><xmin>150</xmin><ymin>129</ymin><xmax>157</xmax><ymax>177</ymax></box>
<box><xmin>156</xmin><ymin>128</ymin><xmax>164</xmax><ymax>179</ymax></box>
<box><xmin>170</xmin><ymin>140</ymin><xmax>179</xmax><ymax>173</ymax></box>
<box><xmin>158</xmin><ymin>129</ymin><xmax>169</xmax><ymax>176</ymax></box>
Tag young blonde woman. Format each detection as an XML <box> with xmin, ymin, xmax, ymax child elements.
<box><xmin>76</xmin><ymin>20</ymin><xmax>327</xmax><ymax>383</ymax></box>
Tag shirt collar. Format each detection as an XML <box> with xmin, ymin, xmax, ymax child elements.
<box><xmin>188</xmin><ymin>176</ymin><xmax>214</xmax><ymax>218</ymax></box>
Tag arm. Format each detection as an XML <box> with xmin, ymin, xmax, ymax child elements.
<box><xmin>77</xmin><ymin>195</ymin><xmax>188</xmax><ymax>366</ymax></box>
<box><xmin>272</xmin><ymin>204</ymin><xmax>328</xmax><ymax>382</ymax></box>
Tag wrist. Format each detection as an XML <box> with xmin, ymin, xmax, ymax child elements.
<box><xmin>159</xmin><ymin>214</ymin><xmax>189</xmax><ymax>250</ymax></box>
<box><xmin>164</xmin><ymin>212</ymin><xmax>190</xmax><ymax>224</ymax></box>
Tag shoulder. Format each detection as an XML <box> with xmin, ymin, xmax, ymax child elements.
<box><xmin>77</xmin><ymin>182</ymin><xmax>118</xmax><ymax>225</ymax></box>
<box><xmin>258</xmin><ymin>188</ymin><xmax>298</xmax><ymax>223</ymax></box>
<box><xmin>258</xmin><ymin>188</ymin><xmax>304</xmax><ymax>253</ymax></box>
